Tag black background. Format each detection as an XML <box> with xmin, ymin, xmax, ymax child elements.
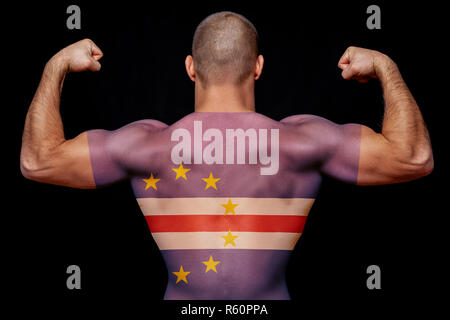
<box><xmin>5</xmin><ymin>1</ymin><xmax>447</xmax><ymax>317</ymax></box>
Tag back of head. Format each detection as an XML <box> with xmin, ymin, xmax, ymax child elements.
<box><xmin>192</xmin><ymin>11</ymin><xmax>259</xmax><ymax>87</ymax></box>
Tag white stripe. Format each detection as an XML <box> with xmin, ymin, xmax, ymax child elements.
<box><xmin>151</xmin><ymin>231</ymin><xmax>302</xmax><ymax>250</ymax></box>
<box><xmin>137</xmin><ymin>197</ymin><xmax>314</xmax><ymax>216</ymax></box>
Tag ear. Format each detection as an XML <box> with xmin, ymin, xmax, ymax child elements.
<box><xmin>185</xmin><ymin>55</ymin><xmax>196</xmax><ymax>82</ymax></box>
<box><xmin>254</xmin><ymin>55</ymin><xmax>264</xmax><ymax>80</ymax></box>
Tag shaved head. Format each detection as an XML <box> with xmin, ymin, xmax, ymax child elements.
<box><xmin>192</xmin><ymin>11</ymin><xmax>259</xmax><ymax>87</ymax></box>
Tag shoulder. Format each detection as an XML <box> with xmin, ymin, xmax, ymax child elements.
<box><xmin>99</xmin><ymin>119</ymin><xmax>168</xmax><ymax>155</ymax></box>
<box><xmin>279</xmin><ymin>114</ymin><xmax>360</xmax><ymax>156</ymax></box>
<box><xmin>86</xmin><ymin>119</ymin><xmax>169</xmax><ymax>174</ymax></box>
<box><xmin>107</xmin><ymin>119</ymin><xmax>168</xmax><ymax>140</ymax></box>
<box><xmin>280</xmin><ymin>114</ymin><xmax>359</xmax><ymax>135</ymax></box>
<box><xmin>280</xmin><ymin>114</ymin><xmax>342</xmax><ymax>142</ymax></box>
<box><xmin>118</xmin><ymin>119</ymin><xmax>168</xmax><ymax>133</ymax></box>
<box><xmin>280</xmin><ymin>114</ymin><xmax>336</xmax><ymax>128</ymax></box>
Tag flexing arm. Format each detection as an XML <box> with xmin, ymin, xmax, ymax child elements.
<box><xmin>20</xmin><ymin>39</ymin><xmax>104</xmax><ymax>188</ymax></box>
<box><xmin>337</xmin><ymin>46</ymin><xmax>433</xmax><ymax>185</ymax></box>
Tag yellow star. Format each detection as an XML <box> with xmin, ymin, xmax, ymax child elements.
<box><xmin>142</xmin><ymin>172</ymin><xmax>160</xmax><ymax>190</ymax></box>
<box><xmin>172</xmin><ymin>163</ymin><xmax>191</xmax><ymax>180</ymax></box>
<box><xmin>202</xmin><ymin>172</ymin><xmax>221</xmax><ymax>190</ymax></box>
<box><xmin>221</xmin><ymin>198</ymin><xmax>238</xmax><ymax>215</ymax></box>
<box><xmin>221</xmin><ymin>230</ymin><xmax>238</xmax><ymax>247</ymax></box>
<box><xmin>202</xmin><ymin>255</ymin><xmax>221</xmax><ymax>273</ymax></box>
<box><xmin>172</xmin><ymin>265</ymin><xmax>190</xmax><ymax>284</ymax></box>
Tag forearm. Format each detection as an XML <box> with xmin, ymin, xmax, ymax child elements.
<box><xmin>21</xmin><ymin>54</ymin><xmax>69</xmax><ymax>172</ymax></box>
<box><xmin>376</xmin><ymin>56</ymin><xmax>433</xmax><ymax>166</ymax></box>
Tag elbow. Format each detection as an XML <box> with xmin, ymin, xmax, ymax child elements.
<box><xmin>20</xmin><ymin>155</ymin><xmax>40</xmax><ymax>181</ymax></box>
<box><xmin>418</xmin><ymin>150</ymin><xmax>434</xmax><ymax>177</ymax></box>
<box><xmin>20</xmin><ymin>152</ymin><xmax>50</xmax><ymax>182</ymax></box>
<box><xmin>398</xmin><ymin>147</ymin><xmax>434</xmax><ymax>180</ymax></box>
<box><xmin>411</xmin><ymin>147</ymin><xmax>434</xmax><ymax>177</ymax></box>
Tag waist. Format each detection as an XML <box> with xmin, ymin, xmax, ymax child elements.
<box><xmin>161</xmin><ymin>248</ymin><xmax>292</xmax><ymax>300</ymax></box>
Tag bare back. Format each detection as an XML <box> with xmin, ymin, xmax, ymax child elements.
<box><xmin>87</xmin><ymin>111</ymin><xmax>361</xmax><ymax>299</ymax></box>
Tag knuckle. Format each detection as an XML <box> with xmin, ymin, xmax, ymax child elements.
<box><xmin>82</xmin><ymin>38</ymin><xmax>93</xmax><ymax>46</ymax></box>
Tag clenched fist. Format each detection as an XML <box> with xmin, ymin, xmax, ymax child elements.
<box><xmin>51</xmin><ymin>38</ymin><xmax>103</xmax><ymax>73</ymax></box>
<box><xmin>337</xmin><ymin>46</ymin><xmax>394</xmax><ymax>83</ymax></box>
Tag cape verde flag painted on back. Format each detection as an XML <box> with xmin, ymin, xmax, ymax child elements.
<box><xmin>87</xmin><ymin>112</ymin><xmax>361</xmax><ymax>299</ymax></box>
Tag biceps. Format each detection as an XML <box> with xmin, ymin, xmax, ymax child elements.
<box><xmin>35</xmin><ymin>132</ymin><xmax>96</xmax><ymax>189</ymax></box>
<box><xmin>357</xmin><ymin>126</ymin><xmax>416</xmax><ymax>185</ymax></box>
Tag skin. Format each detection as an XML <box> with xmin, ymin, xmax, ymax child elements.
<box><xmin>20</xmin><ymin>39</ymin><xmax>433</xmax><ymax>187</ymax></box>
<box><xmin>185</xmin><ymin>54</ymin><xmax>264</xmax><ymax>113</ymax></box>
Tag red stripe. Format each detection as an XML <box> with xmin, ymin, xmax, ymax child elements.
<box><xmin>145</xmin><ymin>215</ymin><xmax>307</xmax><ymax>233</ymax></box>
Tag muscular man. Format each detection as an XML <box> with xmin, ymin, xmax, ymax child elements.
<box><xmin>21</xmin><ymin>12</ymin><xmax>433</xmax><ymax>299</ymax></box>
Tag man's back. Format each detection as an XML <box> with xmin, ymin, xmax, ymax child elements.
<box><xmin>87</xmin><ymin>111</ymin><xmax>361</xmax><ymax>299</ymax></box>
<box><xmin>20</xmin><ymin>11</ymin><xmax>433</xmax><ymax>301</ymax></box>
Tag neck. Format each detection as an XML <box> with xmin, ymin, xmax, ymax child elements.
<box><xmin>194</xmin><ymin>79</ymin><xmax>256</xmax><ymax>113</ymax></box>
